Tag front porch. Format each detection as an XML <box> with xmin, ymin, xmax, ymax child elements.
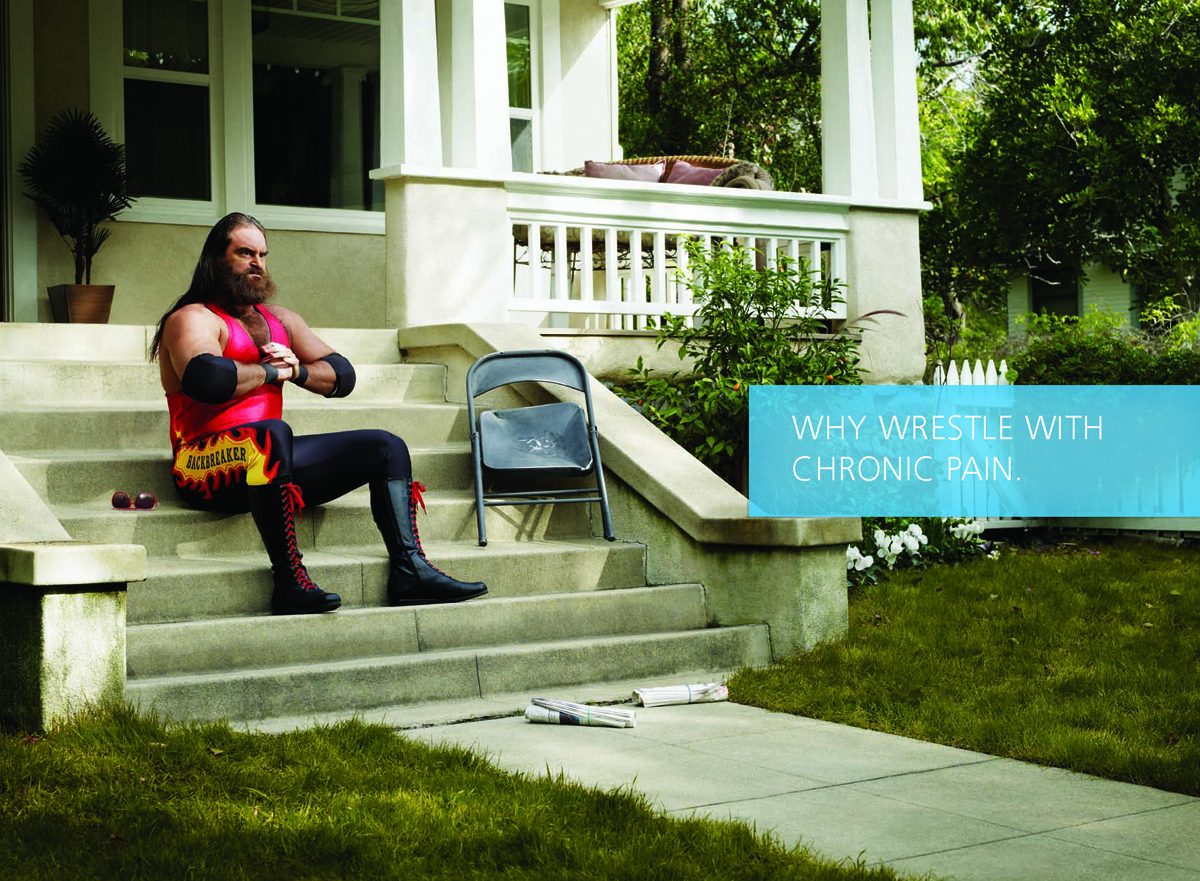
<box><xmin>376</xmin><ymin>165</ymin><xmax>926</xmax><ymax>383</ymax></box>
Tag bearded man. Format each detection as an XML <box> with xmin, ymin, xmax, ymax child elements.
<box><xmin>151</xmin><ymin>212</ymin><xmax>486</xmax><ymax>615</ymax></box>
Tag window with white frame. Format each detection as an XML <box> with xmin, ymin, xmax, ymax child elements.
<box><xmin>505</xmin><ymin>1</ymin><xmax>535</xmax><ymax>173</ymax></box>
<box><xmin>122</xmin><ymin>0</ymin><xmax>214</xmax><ymax>201</ymax></box>
<box><xmin>104</xmin><ymin>0</ymin><xmax>383</xmax><ymax>228</ymax></box>
<box><xmin>250</xmin><ymin>0</ymin><xmax>382</xmax><ymax>211</ymax></box>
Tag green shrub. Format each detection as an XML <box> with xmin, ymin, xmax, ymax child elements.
<box><xmin>619</xmin><ymin>240</ymin><xmax>865</xmax><ymax>486</ymax></box>
<box><xmin>1009</xmin><ymin>311</ymin><xmax>1151</xmax><ymax>385</ymax></box>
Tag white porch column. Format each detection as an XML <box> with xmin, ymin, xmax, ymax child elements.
<box><xmin>381</xmin><ymin>0</ymin><xmax>444</xmax><ymax>167</ymax></box>
<box><xmin>447</xmin><ymin>0</ymin><xmax>512</xmax><ymax>171</ymax></box>
<box><xmin>871</xmin><ymin>0</ymin><xmax>923</xmax><ymax>201</ymax></box>
<box><xmin>820</xmin><ymin>0</ymin><xmax>877</xmax><ymax>198</ymax></box>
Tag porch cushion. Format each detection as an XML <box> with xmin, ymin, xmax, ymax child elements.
<box><xmin>584</xmin><ymin>160</ymin><xmax>666</xmax><ymax>182</ymax></box>
<box><xmin>664</xmin><ymin>160</ymin><xmax>726</xmax><ymax>186</ymax></box>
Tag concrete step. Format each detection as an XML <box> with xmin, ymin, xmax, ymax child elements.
<box><xmin>127</xmin><ymin>584</ymin><xmax>705</xmax><ymax>677</ymax></box>
<box><xmin>131</xmin><ymin>538</ymin><xmax>648</xmax><ymax>623</ymax></box>
<box><xmin>0</xmin><ymin>323</ymin><xmax>403</xmax><ymax>364</ymax></box>
<box><xmin>0</xmin><ymin>400</ymin><xmax>471</xmax><ymax>450</ymax></box>
<box><xmin>125</xmin><ymin>625</ymin><xmax>771</xmax><ymax>724</ymax></box>
<box><xmin>11</xmin><ymin>444</ymin><xmax>476</xmax><ymax>503</ymax></box>
<box><xmin>0</xmin><ymin>361</ymin><xmax>447</xmax><ymax>404</ymax></box>
<box><xmin>56</xmin><ymin>490</ymin><xmax>592</xmax><ymax>556</ymax></box>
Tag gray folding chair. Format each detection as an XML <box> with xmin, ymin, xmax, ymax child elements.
<box><xmin>466</xmin><ymin>350</ymin><xmax>615</xmax><ymax>547</ymax></box>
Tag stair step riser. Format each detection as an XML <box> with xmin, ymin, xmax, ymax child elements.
<box><xmin>0</xmin><ymin>324</ymin><xmax>403</xmax><ymax>365</ymax></box>
<box><xmin>16</xmin><ymin>448</ymin><xmax>474</xmax><ymax>504</ymax></box>
<box><xmin>125</xmin><ymin>627</ymin><xmax>770</xmax><ymax>723</ymax></box>
<box><xmin>1</xmin><ymin>404</ymin><xmax>469</xmax><ymax>450</ymax></box>
<box><xmin>130</xmin><ymin>542</ymin><xmax>647</xmax><ymax>624</ymax></box>
<box><xmin>59</xmin><ymin>497</ymin><xmax>592</xmax><ymax>556</ymax></box>
<box><xmin>127</xmin><ymin>585</ymin><xmax>705</xmax><ymax>676</ymax></box>
<box><xmin>0</xmin><ymin>363</ymin><xmax>446</xmax><ymax>404</ymax></box>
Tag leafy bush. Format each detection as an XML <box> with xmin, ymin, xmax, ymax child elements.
<box><xmin>846</xmin><ymin>516</ymin><xmax>992</xmax><ymax>587</ymax></box>
<box><xmin>1007</xmin><ymin>306</ymin><xmax>1200</xmax><ymax>385</ymax></box>
<box><xmin>620</xmin><ymin>240</ymin><xmax>865</xmax><ymax>486</ymax></box>
<box><xmin>1008</xmin><ymin>310</ymin><xmax>1150</xmax><ymax>385</ymax></box>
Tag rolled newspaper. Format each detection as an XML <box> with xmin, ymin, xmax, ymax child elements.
<box><xmin>524</xmin><ymin>698</ymin><xmax>636</xmax><ymax>728</ymax></box>
<box><xmin>633</xmin><ymin>682</ymin><xmax>728</xmax><ymax>707</ymax></box>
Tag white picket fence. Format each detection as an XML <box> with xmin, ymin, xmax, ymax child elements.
<box><xmin>932</xmin><ymin>359</ymin><xmax>1009</xmax><ymax>386</ymax></box>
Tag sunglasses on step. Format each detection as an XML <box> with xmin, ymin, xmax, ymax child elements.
<box><xmin>111</xmin><ymin>491</ymin><xmax>159</xmax><ymax>511</ymax></box>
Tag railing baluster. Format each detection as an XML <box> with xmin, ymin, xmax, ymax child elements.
<box><xmin>651</xmin><ymin>231</ymin><xmax>666</xmax><ymax>306</ymax></box>
<box><xmin>604</xmin><ymin>226</ymin><xmax>619</xmax><ymax>329</ymax></box>
<box><xmin>630</xmin><ymin>230</ymin><xmax>644</xmax><ymax>329</ymax></box>
<box><xmin>528</xmin><ymin>223</ymin><xmax>542</xmax><ymax>303</ymax></box>
<box><xmin>579</xmin><ymin>225</ymin><xmax>593</xmax><ymax>303</ymax></box>
<box><xmin>765</xmin><ymin>237</ymin><xmax>778</xmax><ymax>271</ymax></box>
<box><xmin>553</xmin><ymin>225</ymin><xmax>568</xmax><ymax>301</ymax></box>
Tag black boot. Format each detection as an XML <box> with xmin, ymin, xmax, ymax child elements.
<box><xmin>248</xmin><ymin>481</ymin><xmax>341</xmax><ymax>615</ymax></box>
<box><xmin>370</xmin><ymin>477</ymin><xmax>487</xmax><ymax>606</ymax></box>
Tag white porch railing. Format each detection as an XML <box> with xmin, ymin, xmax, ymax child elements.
<box><xmin>505</xmin><ymin>176</ymin><xmax>850</xmax><ymax>329</ymax></box>
<box><xmin>932</xmin><ymin>359</ymin><xmax>1010</xmax><ymax>386</ymax></box>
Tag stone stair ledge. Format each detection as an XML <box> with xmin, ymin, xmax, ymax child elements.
<box><xmin>125</xmin><ymin>626</ymin><xmax>770</xmax><ymax>724</ymax></box>
<box><xmin>11</xmin><ymin>444</ymin><xmax>474</xmax><ymax>503</ymax></box>
<box><xmin>131</xmin><ymin>538</ymin><xmax>648</xmax><ymax>623</ymax></box>
<box><xmin>56</xmin><ymin>491</ymin><xmax>593</xmax><ymax>557</ymax></box>
<box><xmin>127</xmin><ymin>584</ymin><xmax>707</xmax><ymax>677</ymax></box>
<box><xmin>0</xmin><ymin>324</ymin><xmax>403</xmax><ymax>365</ymax></box>
<box><xmin>0</xmin><ymin>401</ymin><xmax>470</xmax><ymax>450</ymax></box>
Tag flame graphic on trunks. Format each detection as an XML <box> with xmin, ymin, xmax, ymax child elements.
<box><xmin>173</xmin><ymin>427</ymin><xmax>277</xmax><ymax>499</ymax></box>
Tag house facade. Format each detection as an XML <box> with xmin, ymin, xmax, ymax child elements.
<box><xmin>4</xmin><ymin>0</ymin><xmax>927</xmax><ymax>383</ymax></box>
<box><xmin>1006</xmin><ymin>262</ymin><xmax>1139</xmax><ymax>336</ymax></box>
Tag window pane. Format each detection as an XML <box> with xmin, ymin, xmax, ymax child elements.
<box><xmin>124</xmin><ymin>79</ymin><xmax>211</xmax><ymax>200</ymax></box>
<box><xmin>124</xmin><ymin>0</ymin><xmax>208</xmax><ymax>74</ymax></box>
<box><xmin>252</xmin><ymin>12</ymin><xmax>381</xmax><ymax>210</ymax></box>
<box><xmin>505</xmin><ymin>3</ymin><xmax>532</xmax><ymax>110</ymax></box>
<box><xmin>1031</xmin><ymin>267</ymin><xmax>1078</xmax><ymax>317</ymax></box>
<box><xmin>510</xmin><ymin>118</ymin><xmax>533</xmax><ymax>173</ymax></box>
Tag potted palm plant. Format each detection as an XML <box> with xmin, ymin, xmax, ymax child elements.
<box><xmin>19</xmin><ymin>109</ymin><xmax>135</xmax><ymax>323</ymax></box>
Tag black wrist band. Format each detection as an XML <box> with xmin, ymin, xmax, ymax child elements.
<box><xmin>262</xmin><ymin>363</ymin><xmax>279</xmax><ymax>385</ymax></box>
<box><xmin>290</xmin><ymin>364</ymin><xmax>309</xmax><ymax>387</ymax></box>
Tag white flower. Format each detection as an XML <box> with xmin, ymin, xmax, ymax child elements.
<box><xmin>873</xmin><ymin>529</ymin><xmax>887</xmax><ymax>548</ymax></box>
<box><xmin>846</xmin><ymin>546</ymin><xmax>863</xmax><ymax>569</ymax></box>
<box><xmin>855</xmin><ymin>553</ymin><xmax>874</xmax><ymax>571</ymax></box>
<box><xmin>902</xmin><ymin>533</ymin><xmax>921</xmax><ymax>554</ymax></box>
<box><xmin>906</xmin><ymin>523</ymin><xmax>929</xmax><ymax>545</ymax></box>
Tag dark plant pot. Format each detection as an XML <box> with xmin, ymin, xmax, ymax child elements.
<box><xmin>48</xmin><ymin>284</ymin><xmax>115</xmax><ymax>324</ymax></box>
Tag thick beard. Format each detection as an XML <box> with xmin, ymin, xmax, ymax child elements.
<box><xmin>219</xmin><ymin>262</ymin><xmax>276</xmax><ymax>307</ymax></box>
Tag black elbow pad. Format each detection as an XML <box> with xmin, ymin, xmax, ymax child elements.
<box><xmin>181</xmin><ymin>353</ymin><xmax>238</xmax><ymax>403</ymax></box>
<box><xmin>319</xmin><ymin>352</ymin><xmax>356</xmax><ymax>398</ymax></box>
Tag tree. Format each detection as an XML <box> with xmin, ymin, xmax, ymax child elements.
<box><xmin>955</xmin><ymin>0</ymin><xmax>1200</xmax><ymax>309</ymax></box>
<box><xmin>618</xmin><ymin>0</ymin><xmax>823</xmax><ymax>194</ymax></box>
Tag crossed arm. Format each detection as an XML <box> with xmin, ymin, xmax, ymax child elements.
<box><xmin>160</xmin><ymin>304</ymin><xmax>354</xmax><ymax>401</ymax></box>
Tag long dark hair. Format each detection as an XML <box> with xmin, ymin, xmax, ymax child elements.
<box><xmin>149</xmin><ymin>212</ymin><xmax>265</xmax><ymax>361</ymax></box>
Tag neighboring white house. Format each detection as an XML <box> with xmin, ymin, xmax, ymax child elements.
<box><xmin>4</xmin><ymin>0</ymin><xmax>929</xmax><ymax>383</ymax></box>
<box><xmin>1006</xmin><ymin>263</ymin><xmax>1139</xmax><ymax>336</ymax></box>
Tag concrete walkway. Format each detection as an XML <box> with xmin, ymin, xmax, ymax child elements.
<box><xmin>383</xmin><ymin>684</ymin><xmax>1200</xmax><ymax>881</ymax></box>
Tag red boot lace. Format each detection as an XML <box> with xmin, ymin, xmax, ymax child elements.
<box><xmin>408</xmin><ymin>480</ymin><xmax>448</xmax><ymax>575</ymax></box>
<box><xmin>281</xmin><ymin>483</ymin><xmax>318</xmax><ymax>591</ymax></box>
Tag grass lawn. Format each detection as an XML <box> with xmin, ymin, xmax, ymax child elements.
<box><xmin>730</xmin><ymin>535</ymin><xmax>1200</xmax><ymax>796</ymax></box>
<box><xmin>0</xmin><ymin>705</ymin><xmax>912</xmax><ymax>881</ymax></box>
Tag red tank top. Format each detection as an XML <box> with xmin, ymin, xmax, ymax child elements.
<box><xmin>167</xmin><ymin>304</ymin><xmax>289</xmax><ymax>452</ymax></box>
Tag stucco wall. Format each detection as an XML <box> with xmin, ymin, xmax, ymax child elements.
<box><xmin>845</xmin><ymin>208</ymin><xmax>925</xmax><ymax>384</ymax></box>
<box><xmin>36</xmin><ymin>222</ymin><xmax>388</xmax><ymax>327</ymax></box>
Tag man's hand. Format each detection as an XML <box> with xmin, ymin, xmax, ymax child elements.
<box><xmin>259</xmin><ymin>342</ymin><xmax>298</xmax><ymax>383</ymax></box>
